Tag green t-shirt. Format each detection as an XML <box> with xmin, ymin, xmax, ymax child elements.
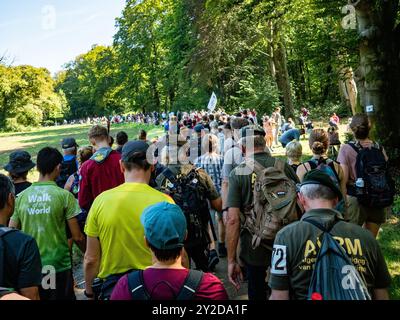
<box><xmin>269</xmin><ymin>209</ymin><xmax>392</xmax><ymax>300</ymax></box>
<box><xmin>11</xmin><ymin>181</ymin><xmax>80</xmax><ymax>273</ymax></box>
<box><xmin>226</xmin><ymin>152</ymin><xmax>299</xmax><ymax>267</ymax></box>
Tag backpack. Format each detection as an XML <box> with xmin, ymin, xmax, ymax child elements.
<box><xmin>243</xmin><ymin>159</ymin><xmax>299</xmax><ymax>250</ymax></box>
<box><xmin>0</xmin><ymin>227</ymin><xmax>18</xmax><ymax>286</ymax></box>
<box><xmin>306</xmin><ymin>158</ymin><xmax>340</xmax><ymax>188</ymax></box>
<box><xmin>70</xmin><ymin>173</ymin><xmax>80</xmax><ymax>199</ymax></box>
<box><xmin>156</xmin><ymin>167</ymin><xmax>212</xmax><ymax>249</ymax></box>
<box><xmin>56</xmin><ymin>158</ymin><xmax>78</xmax><ymax>188</ymax></box>
<box><xmin>306</xmin><ymin>158</ymin><xmax>345</xmax><ymax>214</ymax></box>
<box><xmin>304</xmin><ymin>218</ymin><xmax>371</xmax><ymax>300</ymax></box>
<box><xmin>348</xmin><ymin>142</ymin><xmax>395</xmax><ymax>208</ymax></box>
<box><xmin>127</xmin><ymin>269</ymin><xmax>203</xmax><ymax>300</ymax></box>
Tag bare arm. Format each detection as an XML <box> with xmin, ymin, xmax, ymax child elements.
<box><xmin>269</xmin><ymin>290</ymin><xmax>290</xmax><ymax>300</ymax></box>
<box><xmin>221</xmin><ymin>179</ymin><xmax>229</xmax><ymax>210</ymax></box>
<box><xmin>211</xmin><ymin>197</ymin><xmax>222</xmax><ymax>213</ymax></box>
<box><xmin>64</xmin><ymin>175</ymin><xmax>75</xmax><ymax>192</ymax></box>
<box><xmin>67</xmin><ymin>217</ymin><xmax>86</xmax><ymax>253</ymax></box>
<box><xmin>373</xmin><ymin>288</ymin><xmax>390</xmax><ymax>300</ymax></box>
<box><xmin>84</xmin><ymin>236</ymin><xmax>101</xmax><ymax>297</ymax></box>
<box><xmin>226</xmin><ymin>207</ymin><xmax>243</xmax><ymax>290</ymax></box>
<box><xmin>0</xmin><ymin>293</ymin><xmax>30</xmax><ymax>300</ymax></box>
<box><xmin>296</xmin><ymin>163</ymin><xmax>307</xmax><ymax>182</ymax></box>
<box><xmin>19</xmin><ymin>287</ymin><xmax>40</xmax><ymax>300</ymax></box>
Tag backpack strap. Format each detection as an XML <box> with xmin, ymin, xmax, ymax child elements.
<box><xmin>176</xmin><ymin>270</ymin><xmax>204</xmax><ymax>300</ymax></box>
<box><xmin>273</xmin><ymin>158</ymin><xmax>286</xmax><ymax>172</ymax></box>
<box><xmin>348</xmin><ymin>142</ymin><xmax>362</xmax><ymax>154</ymax></box>
<box><xmin>127</xmin><ymin>269</ymin><xmax>204</xmax><ymax>301</ymax></box>
<box><xmin>156</xmin><ymin>167</ymin><xmax>178</xmax><ymax>188</ymax></box>
<box><xmin>306</xmin><ymin>160</ymin><xmax>318</xmax><ymax>171</ymax></box>
<box><xmin>303</xmin><ymin>215</ymin><xmax>342</xmax><ymax>233</ymax></box>
<box><xmin>0</xmin><ymin>227</ymin><xmax>17</xmax><ymax>286</ymax></box>
<box><xmin>127</xmin><ymin>270</ymin><xmax>151</xmax><ymax>300</ymax></box>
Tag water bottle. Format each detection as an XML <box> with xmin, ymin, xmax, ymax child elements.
<box><xmin>355</xmin><ymin>178</ymin><xmax>365</xmax><ymax>196</ymax></box>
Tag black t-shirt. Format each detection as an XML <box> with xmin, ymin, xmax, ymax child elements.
<box><xmin>14</xmin><ymin>182</ymin><xmax>32</xmax><ymax>195</ymax></box>
<box><xmin>0</xmin><ymin>225</ymin><xmax>42</xmax><ymax>290</ymax></box>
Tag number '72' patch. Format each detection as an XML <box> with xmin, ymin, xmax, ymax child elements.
<box><xmin>271</xmin><ymin>245</ymin><xmax>287</xmax><ymax>275</ymax></box>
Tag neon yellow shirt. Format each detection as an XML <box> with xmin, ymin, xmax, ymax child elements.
<box><xmin>85</xmin><ymin>183</ymin><xmax>174</xmax><ymax>279</ymax></box>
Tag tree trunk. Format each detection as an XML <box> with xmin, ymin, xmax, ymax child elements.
<box><xmin>355</xmin><ymin>0</ymin><xmax>400</xmax><ymax>166</ymax></box>
<box><xmin>272</xmin><ymin>23</ymin><xmax>295</xmax><ymax>118</ymax></box>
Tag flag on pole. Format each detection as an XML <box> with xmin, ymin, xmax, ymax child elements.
<box><xmin>207</xmin><ymin>92</ymin><xmax>218</xmax><ymax>112</ymax></box>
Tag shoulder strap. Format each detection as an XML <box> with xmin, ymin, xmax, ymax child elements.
<box><xmin>0</xmin><ymin>227</ymin><xmax>16</xmax><ymax>238</ymax></box>
<box><xmin>246</xmin><ymin>159</ymin><xmax>265</xmax><ymax>176</ymax></box>
<box><xmin>273</xmin><ymin>159</ymin><xmax>285</xmax><ymax>172</ymax></box>
<box><xmin>158</xmin><ymin>167</ymin><xmax>178</xmax><ymax>187</ymax></box>
<box><xmin>307</xmin><ymin>160</ymin><xmax>318</xmax><ymax>170</ymax></box>
<box><xmin>176</xmin><ymin>270</ymin><xmax>204</xmax><ymax>300</ymax></box>
<box><xmin>348</xmin><ymin>142</ymin><xmax>362</xmax><ymax>154</ymax></box>
<box><xmin>302</xmin><ymin>216</ymin><xmax>341</xmax><ymax>233</ymax></box>
<box><xmin>326</xmin><ymin>159</ymin><xmax>341</xmax><ymax>182</ymax></box>
<box><xmin>127</xmin><ymin>270</ymin><xmax>151</xmax><ymax>300</ymax></box>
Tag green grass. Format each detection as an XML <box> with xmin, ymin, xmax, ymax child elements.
<box><xmin>0</xmin><ymin>122</ymin><xmax>164</xmax><ymax>180</ymax></box>
<box><xmin>0</xmin><ymin>121</ymin><xmax>399</xmax><ymax>299</ymax></box>
<box><xmin>378</xmin><ymin>216</ymin><xmax>400</xmax><ymax>299</ymax></box>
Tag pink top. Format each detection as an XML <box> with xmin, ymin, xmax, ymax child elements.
<box><xmin>110</xmin><ymin>268</ymin><xmax>229</xmax><ymax>300</ymax></box>
<box><xmin>337</xmin><ymin>141</ymin><xmax>388</xmax><ymax>185</ymax></box>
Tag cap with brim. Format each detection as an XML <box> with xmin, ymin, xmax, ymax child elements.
<box><xmin>121</xmin><ymin>140</ymin><xmax>149</xmax><ymax>162</ymax></box>
<box><xmin>4</xmin><ymin>151</ymin><xmax>36</xmax><ymax>174</ymax></box>
<box><xmin>61</xmin><ymin>138</ymin><xmax>78</xmax><ymax>149</ymax></box>
<box><xmin>301</xmin><ymin>169</ymin><xmax>343</xmax><ymax>200</ymax></box>
<box><xmin>140</xmin><ymin>202</ymin><xmax>187</xmax><ymax>250</ymax></box>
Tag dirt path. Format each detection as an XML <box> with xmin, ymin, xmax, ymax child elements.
<box><xmin>73</xmin><ymin>255</ymin><xmax>248</xmax><ymax>300</ymax></box>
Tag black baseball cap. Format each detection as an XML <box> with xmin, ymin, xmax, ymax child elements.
<box><xmin>301</xmin><ymin>170</ymin><xmax>343</xmax><ymax>200</ymax></box>
<box><xmin>4</xmin><ymin>151</ymin><xmax>36</xmax><ymax>174</ymax></box>
<box><xmin>121</xmin><ymin>140</ymin><xmax>149</xmax><ymax>162</ymax></box>
<box><xmin>61</xmin><ymin>138</ymin><xmax>78</xmax><ymax>149</ymax></box>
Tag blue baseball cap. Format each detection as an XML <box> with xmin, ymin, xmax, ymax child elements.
<box><xmin>140</xmin><ymin>202</ymin><xmax>187</xmax><ymax>250</ymax></box>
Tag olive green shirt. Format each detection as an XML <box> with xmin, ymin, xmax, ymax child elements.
<box><xmin>226</xmin><ymin>152</ymin><xmax>299</xmax><ymax>267</ymax></box>
<box><xmin>269</xmin><ymin>209</ymin><xmax>391</xmax><ymax>300</ymax></box>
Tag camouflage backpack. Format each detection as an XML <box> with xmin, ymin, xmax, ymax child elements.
<box><xmin>243</xmin><ymin>159</ymin><xmax>299</xmax><ymax>250</ymax></box>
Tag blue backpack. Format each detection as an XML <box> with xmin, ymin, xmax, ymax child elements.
<box><xmin>306</xmin><ymin>158</ymin><xmax>345</xmax><ymax>213</ymax></box>
<box><xmin>307</xmin><ymin>158</ymin><xmax>340</xmax><ymax>187</ymax></box>
<box><xmin>304</xmin><ymin>218</ymin><xmax>371</xmax><ymax>300</ymax></box>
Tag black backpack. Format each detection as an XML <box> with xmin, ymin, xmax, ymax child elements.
<box><xmin>56</xmin><ymin>158</ymin><xmax>78</xmax><ymax>188</ymax></box>
<box><xmin>0</xmin><ymin>227</ymin><xmax>17</xmax><ymax>286</ymax></box>
<box><xmin>304</xmin><ymin>218</ymin><xmax>371</xmax><ymax>300</ymax></box>
<box><xmin>156</xmin><ymin>167</ymin><xmax>212</xmax><ymax>249</ymax></box>
<box><xmin>127</xmin><ymin>269</ymin><xmax>203</xmax><ymax>300</ymax></box>
<box><xmin>349</xmin><ymin>142</ymin><xmax>394</xmax><ymax>208</ymax></box>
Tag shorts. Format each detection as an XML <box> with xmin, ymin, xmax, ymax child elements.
<box><xmin>346</xmin><ymin>195</ymin><xmax>388</xmax><ymax>225</ymax></box>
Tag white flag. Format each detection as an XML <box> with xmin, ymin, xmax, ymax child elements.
<box><xmin>207</xmin><ymin>92</ymin><xmax>218</xmax><ymax>111</ymax></box>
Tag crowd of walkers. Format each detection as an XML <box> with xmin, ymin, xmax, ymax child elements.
<box><xmin>0</xmin><ymin>108</ymin><xmax>395</xmax><ymax>301</ymax></box>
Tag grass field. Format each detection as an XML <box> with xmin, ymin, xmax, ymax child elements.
<box><xmin>0</xmin><ymin>123</ymin><xmax>164</xmax><ymax>180</ymax></box>
<box><xmin>0</xmin><ymin>122</ymin><xmax>399</xmax><ymax>299</ymax></box>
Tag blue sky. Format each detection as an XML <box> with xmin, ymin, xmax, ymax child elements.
<box><xmin>0</xmin><ymin>0</ymin><xmax>126</xmax><ymax>74</ymax></box>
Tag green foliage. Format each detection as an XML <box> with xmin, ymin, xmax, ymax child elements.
<box><xmin>0</xmin><ymin>64</ymin><xmax>68</xmax><ymax>132</ymax></box>
<box><xmin>16</xmin><ymin>104</ymin><xmax>44</xmax><ymax>127</ymax></box>
<box><xmin>53</xmin><ymin>0</ymin><xmax>359</xmax><ymax>118</ymax></box>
